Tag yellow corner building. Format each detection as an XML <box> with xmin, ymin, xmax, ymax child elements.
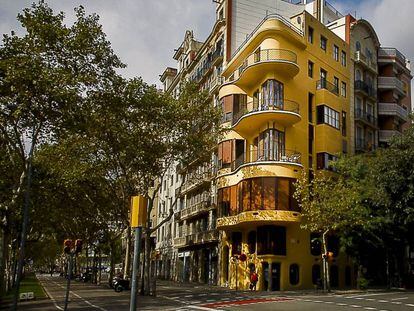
<box><xmin>160</xmin><ymin>0</ymin><xmax>411</xmax><ymax>291</ymax></box>
<box><xmin>216</xmin><ymin>0</ymin><xmax>352</xmax><ymax>291</ymax></box>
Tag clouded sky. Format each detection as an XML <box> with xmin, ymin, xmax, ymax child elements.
<box><xmin>1</xmin><ymin>0</ymin><xmax>413</xmax><ymax>99</ymax></box>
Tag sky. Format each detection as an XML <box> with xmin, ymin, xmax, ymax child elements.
<box><xmin>0</xmin><ymin>0</ymin><xmax>413</xmax><ymax>97</ymax></box>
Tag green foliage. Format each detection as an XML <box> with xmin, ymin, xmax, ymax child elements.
<box><xmin>357</xmin><ymin>277</ymin><xmax>369</xmax><ymax>290</ymax></box>
<box><xmin>294</xmin><ymin>167</ymin><xmax>369</xmax><ymax>234</ymax></box>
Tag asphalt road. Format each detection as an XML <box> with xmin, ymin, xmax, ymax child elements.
<box><xmin>10</xmin><ymin>275</ymin><xmax>414</xmax><ymax>311</ymax></box>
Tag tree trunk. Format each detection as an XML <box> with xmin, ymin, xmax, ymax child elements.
<box><xmin>322</xmin><ymin>230</ymin><xmax>330</xmax><ymax>292</ymax></box>
<box><xmin>386</xmin><ymin>249</ymin><xmax>390</xmax><ymax>289</ymax></box>
<box><xmin>143</xmin><ymin>229</ymin><xmax>151</xmax><ymax>295</ymax></box>
<box><xmin>109</xmin><ymin>241</ymin><xmax>116</xmax><ymax>286</ymax></box>
<box><xmin>0</xmin><ymin>230</ymin><xmax>8</xmax><ymax>296</ymax></box>
<box><xmin>123</xmin><ymin>227</ymin><xmax>131</xmax><ymax>279</ymax></box>
<box><xmin>97</xmin><ymin>249</ymin><xmax>102</xmax><ymax>285</ymax></box>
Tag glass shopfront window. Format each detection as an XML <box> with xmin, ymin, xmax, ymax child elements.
<box><xmin>218</xmin><ymin>177</ymin><xmax>299</xmax><ymax>216</ymax></box>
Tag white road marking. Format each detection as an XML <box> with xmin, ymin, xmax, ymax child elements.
<box><xmin>187</xmin><ymin>306</ymin><xmax>224</xmax><ymax>311</ymax></box>
<box><xmin>344</xmin><ymin>292</ymin><xmax>402</xmax><ymax>299</ymax></box>
<box><xmin>40</xmin><ymin>276</ymin><xmax>108</xmax><ymax>311</ymax></box>
<box><xmin>364</xmin><ymin>308</ymin><xmax>377</xmax><ymax>310</ymax></box>
<box><xmin>39</xmin><ymin>280</ymin><xmax>64</xmax><ymax>310</ymax></box>
<box><xmin>391</xmin><ymin>297</ymin><xmax>408</xmax><ymax>300</ymax></box>
<box><xmin>391</xmin><ymin>301</ymin><xmax>402</xmax><ymax>304</ymax></box>
<box><xmin>337</xmin><ymin>303</ymin><xmax>348</xmax><ymax>306</ymax></box>
<box><xmin>378</xmin><ymin>300</ymin><xmax>388</xmax><ymax>303</ymax></box>
<box><xmin>350</xmin><ymin>305</ymin><xmax>362</xmax><ymax>308</ymax></box>
<box><xmin>406</xmin><ymin>304</ymin><xmax>414</xmax><ymax>307</ymax></box>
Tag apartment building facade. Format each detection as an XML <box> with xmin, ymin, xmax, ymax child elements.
<box><xmin>157</xmin><ymin>11</ymin><xmax>226</xmax><ymax>285</ymax></box>
<box><xmin>156</xmin><ymin>0</ymin><xmax>412</xmax><ymax>290</ymax></box>
<box><xmin>328</xmin><ymin>15</ymin><xmax>412</xmax><ymax>153</ymax></box>
<box><xmin>216</xmin><ymin>0</ymin><xmax>352</xmax><ymax>291</ymax></box>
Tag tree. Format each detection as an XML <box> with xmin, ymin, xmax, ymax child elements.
<box><xmin>77</xmin><ymin>79</ymin><xmax>223</xmax><ymax>294</ymax></box>
<box><xmin>294</xmin><ymin>166</ymin><xmax>370</xmax><ymax>291</ymax></box>
<box><xmin>366</xmin><ymin>126</ymin><xmax>414</xmax><ymax>287</ymax></box>
<box><xmin>0</xmin><ymin>2</ymin><xmax>124</xmax><ymax>304</ymax></box>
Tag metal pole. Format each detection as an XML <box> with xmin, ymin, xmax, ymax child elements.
<box><xmin>64</xmin><ymin>254</ymin><xmax>73</xmax><ymax>311</ymax></box>
<box><xmin>130</xmin><ymin>227</ymin><xmax>142</xmax><ymax>311</ymax></box>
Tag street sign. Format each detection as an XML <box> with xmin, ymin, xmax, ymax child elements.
<box><xmin>130</xmin><ymin>196</ymin><xmax>147</xmax><ymax>227</ymax></box>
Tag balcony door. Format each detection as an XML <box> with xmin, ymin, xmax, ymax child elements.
<box><xmin>261</xmin><ymin>79</ymin><xmax>283</xmax><ymax>110</ymax></box>
<box><xmin>257</xmin><ymin>129</ymin><xmax>285</xmax><ymax>161</ymax></box>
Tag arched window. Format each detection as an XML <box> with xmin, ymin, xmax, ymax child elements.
<box><xmin>330</xmin><ymin>265</ymin><xmax>339</xmax><ymax>287</ymax></box>
<box><xmin>356</xmin><ymin>41</ymin><xmax>361</xmax><ymax>52</ymax></box>
<box><xmin>289</xmin><ymin>264</ymin><xmax>300</xmax><ymax>285</ymax></box>
<box><xmin>247</xmin><ymin>231</ymin><xmax>256</xmax><ymax>254</ymax></box>
<box><xmin>312</xmin><ymin>264</ymin><xmax>321</xmax><ymax>285</ymax></box>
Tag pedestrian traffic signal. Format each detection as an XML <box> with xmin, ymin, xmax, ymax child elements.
<box><xmin>75</xmin><ymin>239</ymin><xmax>83</xmax><ymax>254</ymax></box>
<box><xmin>63</xmin><ymin>239</ymin><xmax>73</xmax><ymax>254</ymax></box>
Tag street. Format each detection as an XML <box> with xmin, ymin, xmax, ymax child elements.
<box><xmin>6</xmin><ymin>275</ymin><xmax>414</xmax><ymax>310</ymax></box>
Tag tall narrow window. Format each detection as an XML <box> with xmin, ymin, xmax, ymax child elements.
<box><xmin>333</xmin><ymin>77</ymin><xmax>339</xmax><ymax>93</ymax></box>
<box><xmin>320</xmin><ymin>36</ymin><xmax>327</xmax><ymax>51</ymax></box>
<box><xmin>320</xmin><ymin>69</ymin><xmax>327</xmax><ymax>88</ymax></box>
<box><xmin>341</xmin><ymin>81</ymin><xmax>347</xmax><ymax>97</ymax></box>
<box><xmin>342</xmin><ymin>111</ymin><xmax>347</xmax><ymax>137</ymax></box>
<box><xmin>308</xmin><ymin>61</ymin><xmax>314</xmax><ymax>78</ymax></box>
<box><xmin>333</xmin><ymin>45</ymin><xmax>339</xmax><ymax>61</ymax></box>
<box><xmin>341</xmin><ymin>51</ymin><xmax>347</xmax><ymax>66</ymax></box>
<box><xmin>308</xmin><ymin>93</ymin><xmax>314</xmax><ymax>123</ymax></box>
<box><xmin>308</xmin><ymin>27</ymin><xmax>314</xmax><ymax>43</ymax></box>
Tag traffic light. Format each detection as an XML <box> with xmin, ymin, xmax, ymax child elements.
<box><xmin>75</xmin><ymin>239</ymin><xmax>83</xmax><ymax>254</ymax></box>
<box><xmin>64</xmin><ymin>239</ymin><xmax>73</xmax><ymax>254</ymax></box>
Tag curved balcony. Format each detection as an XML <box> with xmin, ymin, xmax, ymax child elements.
<box><xmin>232</xmin><ymin>100</ymin><xmax>300</xmax><ymax>137</ymax></box>
<box><xmin>217</xmin><ymin>210</ymin><xmax>301</xmax><ymax>230</ymax></box>
<box><xmin>235</xmin><ymin>148</ymin><xmax>301</xmax><ymax>170</ymax></box>
<box><xmin>230</xmin><ymin>49</ymin><xmax>299</xmax><ymax>92</ymax></box>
